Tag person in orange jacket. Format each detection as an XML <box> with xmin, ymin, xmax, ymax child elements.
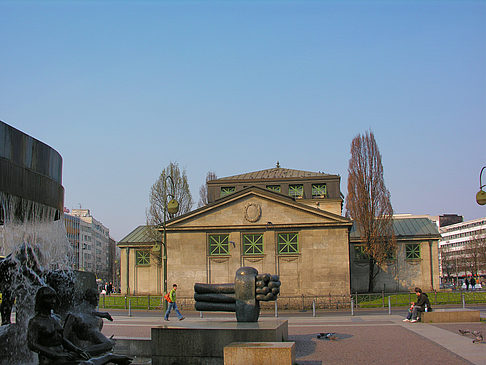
<box><xmin>164</xmin><ymin>284</ymin><xmax>184</xmax><ymax>321</ymax></box>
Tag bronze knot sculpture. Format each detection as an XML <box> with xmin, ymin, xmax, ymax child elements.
<box><xmin>194</xmin><ymin>267</ymin><xmax>281</xmax><ymax>322</ymax></box>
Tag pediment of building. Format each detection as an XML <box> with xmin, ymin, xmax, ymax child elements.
<box><xmin>166</xmin><ymin>187</ymin><xmax>351</xmax><ymax>231</ymax></box>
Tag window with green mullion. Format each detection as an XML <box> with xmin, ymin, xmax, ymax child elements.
<box><xmin>288</xmin><ymin>184</ymin><xmax>303</xmax><ymax>198</ymax></box>
<box><xmin>266</xmin><ymin>185</ymin><xmax>281</xmax><ymax>193</ymax></box>
<box><xmin>136</xmin><ymin>250</ymin><xmax>151</xmax><ymax>265</ymax></box>
<box><xmin>312</xmin><ymin>184</ymin><xmax>327</xmax><ymax>197</ymax></box>
<box><xmin>242</xmin><ymin>234</ymin><xmax>264</xmax><ymax>255</ymax></box>
<box><xmin>220</xmin><ymin>186</ymin><xmax>235</xmax><ymax>197</ymax></box>
<box><xmin>277</xmin><ymin>233</ymin><xmax>299</xmax><ymax>254</ymax></box>
<box><xmin>353</xmin><ymin>245</ymin><xmax>368</xmax><ymax>261</ymax></box>
<box><xmin>405</xmin><ymin>243</ymin><xmax>420</xmax><ymax>259</ymax></box>
<box><xmin>208</xmin><ymin>234</ymin><xmax>230</xmax><ymax>255</ymax></box>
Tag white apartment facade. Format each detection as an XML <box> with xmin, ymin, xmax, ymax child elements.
<box><xmin>439</xmin><ymin>217</ymin><xmax>486</xmax><ymax>280</ymax></box>
<box><xmin>64</xmin><ymin>209</ymin><xmax>112</xmax><ymax>282</ymax></box>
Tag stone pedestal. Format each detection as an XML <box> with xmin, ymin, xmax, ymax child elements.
<box><xmin>151</xmin><ymin>319</ymin><xmax>288</xmax><ymax>365</ymax></box>
<box><xmin>422</xmin><ymin>309</ymin><xmax>480</xmax><ymax>323</ymax></box>
<box><xmin>224</xmin><ymin>342</ymin><xmax>295</xmax><ymax>365</ymax></box>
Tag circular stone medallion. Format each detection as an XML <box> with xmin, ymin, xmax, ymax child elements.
<box><xmin>244</xmin><ymin>203</ymin><xmax>262</xmax><ymax>223</ymax></box>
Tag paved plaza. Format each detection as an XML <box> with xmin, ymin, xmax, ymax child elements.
<box><xmin>101</xmin><ymin>308</ymin><xmax>486</xmax><ymax>365</ymax></box>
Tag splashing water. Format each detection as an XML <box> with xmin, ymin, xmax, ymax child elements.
<box><xmin>0</xmin><ymin>192</ymin><xmax>74</xmax><ymax>364</ymax></box>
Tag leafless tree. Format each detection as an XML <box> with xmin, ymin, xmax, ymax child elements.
<box><xmin>464</xmin><ymin>230</ymin><xmax>486</xmax><ymax>276</ymax></box>
<box><xmin>197</xmin><ymin>171</ymin><xmax>217</xmax><ymax>208</ymax></box>
<box><xmin>147</xmin><ymin>161</ymin><xmax>193</xmax><ymax>226</ymax></box>
<box><xmin>345</xmin><ymin>130</ymin><xmax>396</xmax><ymax>293</ymax></box>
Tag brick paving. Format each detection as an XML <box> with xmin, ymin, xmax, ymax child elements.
<box><xmin>101</xmin><ymin>311</ymin><xmax>486</xmax><ymax>365</ymax></box>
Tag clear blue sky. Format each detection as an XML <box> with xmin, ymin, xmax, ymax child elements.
<box><xmin>1</xmin><ymin>1</ymin><xmax>485</xmax><ymax>240</ymax></box>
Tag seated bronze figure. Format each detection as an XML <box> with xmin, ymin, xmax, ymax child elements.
<box><xmin>27</xmin><ymin>286</ymin><xmax>131</xmax><ymax>365</ymax></box>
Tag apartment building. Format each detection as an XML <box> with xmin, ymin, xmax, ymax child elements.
<box><xmin>439</xmin><ymin>217</ymin><xmax>486</xmax><ymax>280</ymax></box>
<box><xmin>64</xmin><ymin>208</ymin><xmax>115</xmax><ymax>283</ymax></box>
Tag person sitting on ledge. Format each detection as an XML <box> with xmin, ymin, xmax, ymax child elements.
<box><xmin>27</xmin><ymin>286</ymin><xmax>131</xmax><ymax>365</ymax></box>
<box><xmin>403</xmin><ymin>287</ymin><xmax>431</xmax><ymax>323</ymax></box>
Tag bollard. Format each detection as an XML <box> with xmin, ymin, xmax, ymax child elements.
<box><xmin>462</xmin><ymin>293</ymin><xmax>466</xmax><ymax>308</ymax></box>
<box><xmin>128</xmin><ymin>299</ymin><xmax>132</xmax><ymax>317</ymax></box>
<box><xmin>351</xmin><ymin>298</ymin><xmax>354</xmax><ymax>316</ymax></box>
<box><xmin>148</xmin><ymin>295</ymin><xmax>151</xmax><ymax>310</ymax></box>
<box><xmin>102</xmin><ymin>294</ymin><xmax>105</xmax><ymax>308</ymax></box>
<box><xmin>388</xmin><ymin>296</ymin><xmax>391</xmax><ymax>315</ymax></box>
<box><xmin>124</xmin><ymin>296</ymin><xmax>127</xmax><ymax>310</ymax></box>
<box><xmin>301</xmin><ymin>294</ymin><xmax>305</xmax><ymax>312</ymax></box>
<box><xmin>275</xmin><ymin>300</ymin><xmax>278</xmax><ymax>317</ymax></box>
<box><xmin>200</xmin><ymin>311</ymin><xmax>203</xmax><ymax>318</ymax></box>
<box><xmin>312</xmin><ymin>299</ymin><xmax>316</xmax><ymax>317</ymax></box>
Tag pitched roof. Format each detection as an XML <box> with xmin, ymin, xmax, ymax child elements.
<box><xmin>118</xmin><ymin>225</ymin><xmax>161</xmax><ymax>244</ymax></box>
<box><xmin>166</xmin><ymin>185</ymin><xmax>352</xmax><ymax>229</ymax></box>
<box><xmin>350</xmin><ymin>218</ymin><xmax>440</xmax><ymax>241</ymax></box>
<box><xmin>210</xmin><ymin>167</ymin><xmax>334</xmax><ymax>182</ymax></box>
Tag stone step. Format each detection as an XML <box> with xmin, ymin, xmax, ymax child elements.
<box><xmin>224</xmin><ymin>342</ymin><xmax>295</xmax><ymax>365</ymax></box>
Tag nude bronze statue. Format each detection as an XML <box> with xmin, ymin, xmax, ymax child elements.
<box><xmin>27</xmin><ymin>286</ymin><xmax>131</xmax><ymax>365</ymax></box>
<box><xmin>64</xmin><ymin>288</ymin><xmax>116</xmax><ymax>356</ymax></box>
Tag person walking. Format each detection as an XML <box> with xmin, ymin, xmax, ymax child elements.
<box><xmin>465</xmin><ymin>278</ymin><xmax>470</xmax><ymax>291</ymax></box>
<box><xmin>470</xmin><ymin>277</ymin><xmax>476</xmax><ymax>291</ymax></box>
<box><xmin>164</xmin><ymin>284</ymin><xmax>184</xmax><ymax>321</ymax></box>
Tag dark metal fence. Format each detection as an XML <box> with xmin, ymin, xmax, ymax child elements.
<box><xmin>99</xmin><ymin>289</ymin><xmax>485</xmax><ymax>312</ymax></box>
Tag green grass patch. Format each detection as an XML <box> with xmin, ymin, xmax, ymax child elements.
<box><xmin>356</xmin><ymin>291</ymin><xmax>486</xmax><ymax>308</ymax></box>
<box><xmin>99</xmin><ymin>295</ymin><xmax>164</xmax><ymax>310</ymax></box>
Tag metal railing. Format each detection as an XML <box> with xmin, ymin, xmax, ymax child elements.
<box><xmin>99</xmin><ymin>289</ymin><xmax>486</xmax><ymax>314</ymax></box>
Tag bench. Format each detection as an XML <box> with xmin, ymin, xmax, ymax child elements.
<box><xmin>421</xmin><ymin>309</ymin><xmax>480</xmax><ymax>323</ymax></box>
<box><xmin>224</xmin><ymin>342</ymin><xmax>295</xmax><ymax>365</ymax></box>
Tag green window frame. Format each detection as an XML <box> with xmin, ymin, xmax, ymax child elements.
<box><xmin>266</xmin><ymin>185</ymin><xmax>281</xmax><ymax>193</ymax></box>
<box><xmin>220</xmin><ymin>186</ymin><xmax>235</xmax><ymax>198</ymax></box>
<box><xmin>136</xmin><ymin>250</ymin><xmax>151</xmax><ymax>266</ymax></box>
<box><xmin>277</xmin><ymin>232</ymin><xmax>299</xmax><ymax>254</ymax></box>
<box><xmin>242</xmin><ymin>233</ymin><xmax>264</xmax><ymax>255</ymax></box>
<box><xmin>312</xmin><ymin>184</ymin><xmax>327</xmax><ymax>198</ymax></box>
<box><xmin>405</xmin><ymin>243</ymin><xmax>421</xmax><ymax>259</ymax></box>
<box><xmin>208</xmin><ymin>234</ymin><xmax>230</xmax><ymax>255</ymax></box>
<box><xmin>288</xmin><ymin>184</ymin><xmax>303</xmax><ymax>198</ymax></box>
<box><xmin>353</xmin><ymin>245</ymin><xmax>368</xmax><ymax>261</ymax></box>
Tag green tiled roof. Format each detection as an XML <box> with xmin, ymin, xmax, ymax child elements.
<box><xmin>350</xmin><ymin>218</ymin><xmax>440</xmax><ymax>240</ymax></box>
<box><xmin>118</xmin><ymin>225</ymin><xmax>161</xmax><ymax>244</ymax></box>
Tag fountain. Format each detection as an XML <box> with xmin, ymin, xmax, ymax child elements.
<box><xmin>0</xmin><ymin>121</ymin><xmax>105</xmax><ymax>364</ymax></box>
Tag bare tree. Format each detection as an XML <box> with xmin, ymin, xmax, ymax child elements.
<box><xmin>346</xmin><ymin>130</ymin><xmax>396</xmax><ymax>293</ymax></box>
<box><xmin>147</xmin><ymin>162</ymin><xmax>193</xmax><ymax>226</ymax></box>
<box><xmin>197</xmin><ymin>171</ymin><xmax>217</xmax><ymax>208</ymax></box>
<box><xmin>464</xmin><ymin>230</ymin><xmax>486</xmax><ymax>276</ymax></box>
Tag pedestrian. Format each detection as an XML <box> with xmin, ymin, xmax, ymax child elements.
<box><xmin>470</xmin><ymin>277</ymin><xmax>476</xmax><ymax>291</ymax></box>
<box><xmin>465</xmin><ymin>278</ymin><xmax>469</xmax><ymax>290</ymax></box>
<box><xmin>403</xmin><ymin>287</ymin><xmax>431</xmax><ymax>323</ymax></box>
<box><xmin>164</xmin><ymin>284</ymin><xmax>185</xmax><ymax>321</ymax></box>
<box><xmin>108</xmin><ymin>282</ymin><xmax>113</xmax><ymax>295</ymax></box>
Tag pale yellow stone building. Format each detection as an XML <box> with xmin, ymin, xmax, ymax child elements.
<box><xmin>119</xmin><ymin>167</ymin><xmax>353</xmax><ymax>300</ymax></box>
<box><xmin>118</xmin><ymin>167</ymin><xmax>441</xmax><ymax>301</ymax></box>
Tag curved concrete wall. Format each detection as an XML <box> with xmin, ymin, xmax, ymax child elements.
<box><xmin>0</xmin><ymin>121</ymin><xmax>64</xmax><ymax>214</ymax></box>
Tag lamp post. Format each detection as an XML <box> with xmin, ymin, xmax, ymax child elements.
<box><xmin>162</xmin><ymin>175</ymin><xmax>179</xmax><ymax>311</ymax></box>
<box><xmin>477</xmin><ymin>166</ymin><xmax>486</xmax><ymax>205</ymax></box>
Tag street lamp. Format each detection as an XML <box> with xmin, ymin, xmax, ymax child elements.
<box><xmin>476</xmin><ymin>166</ymin><xmax>486</xmax><ymax>205</ymax></box>
<box><xmin>162</xmin><ymin>175</ymin><xmax>179</xmax><ymax>311</ymax></box>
